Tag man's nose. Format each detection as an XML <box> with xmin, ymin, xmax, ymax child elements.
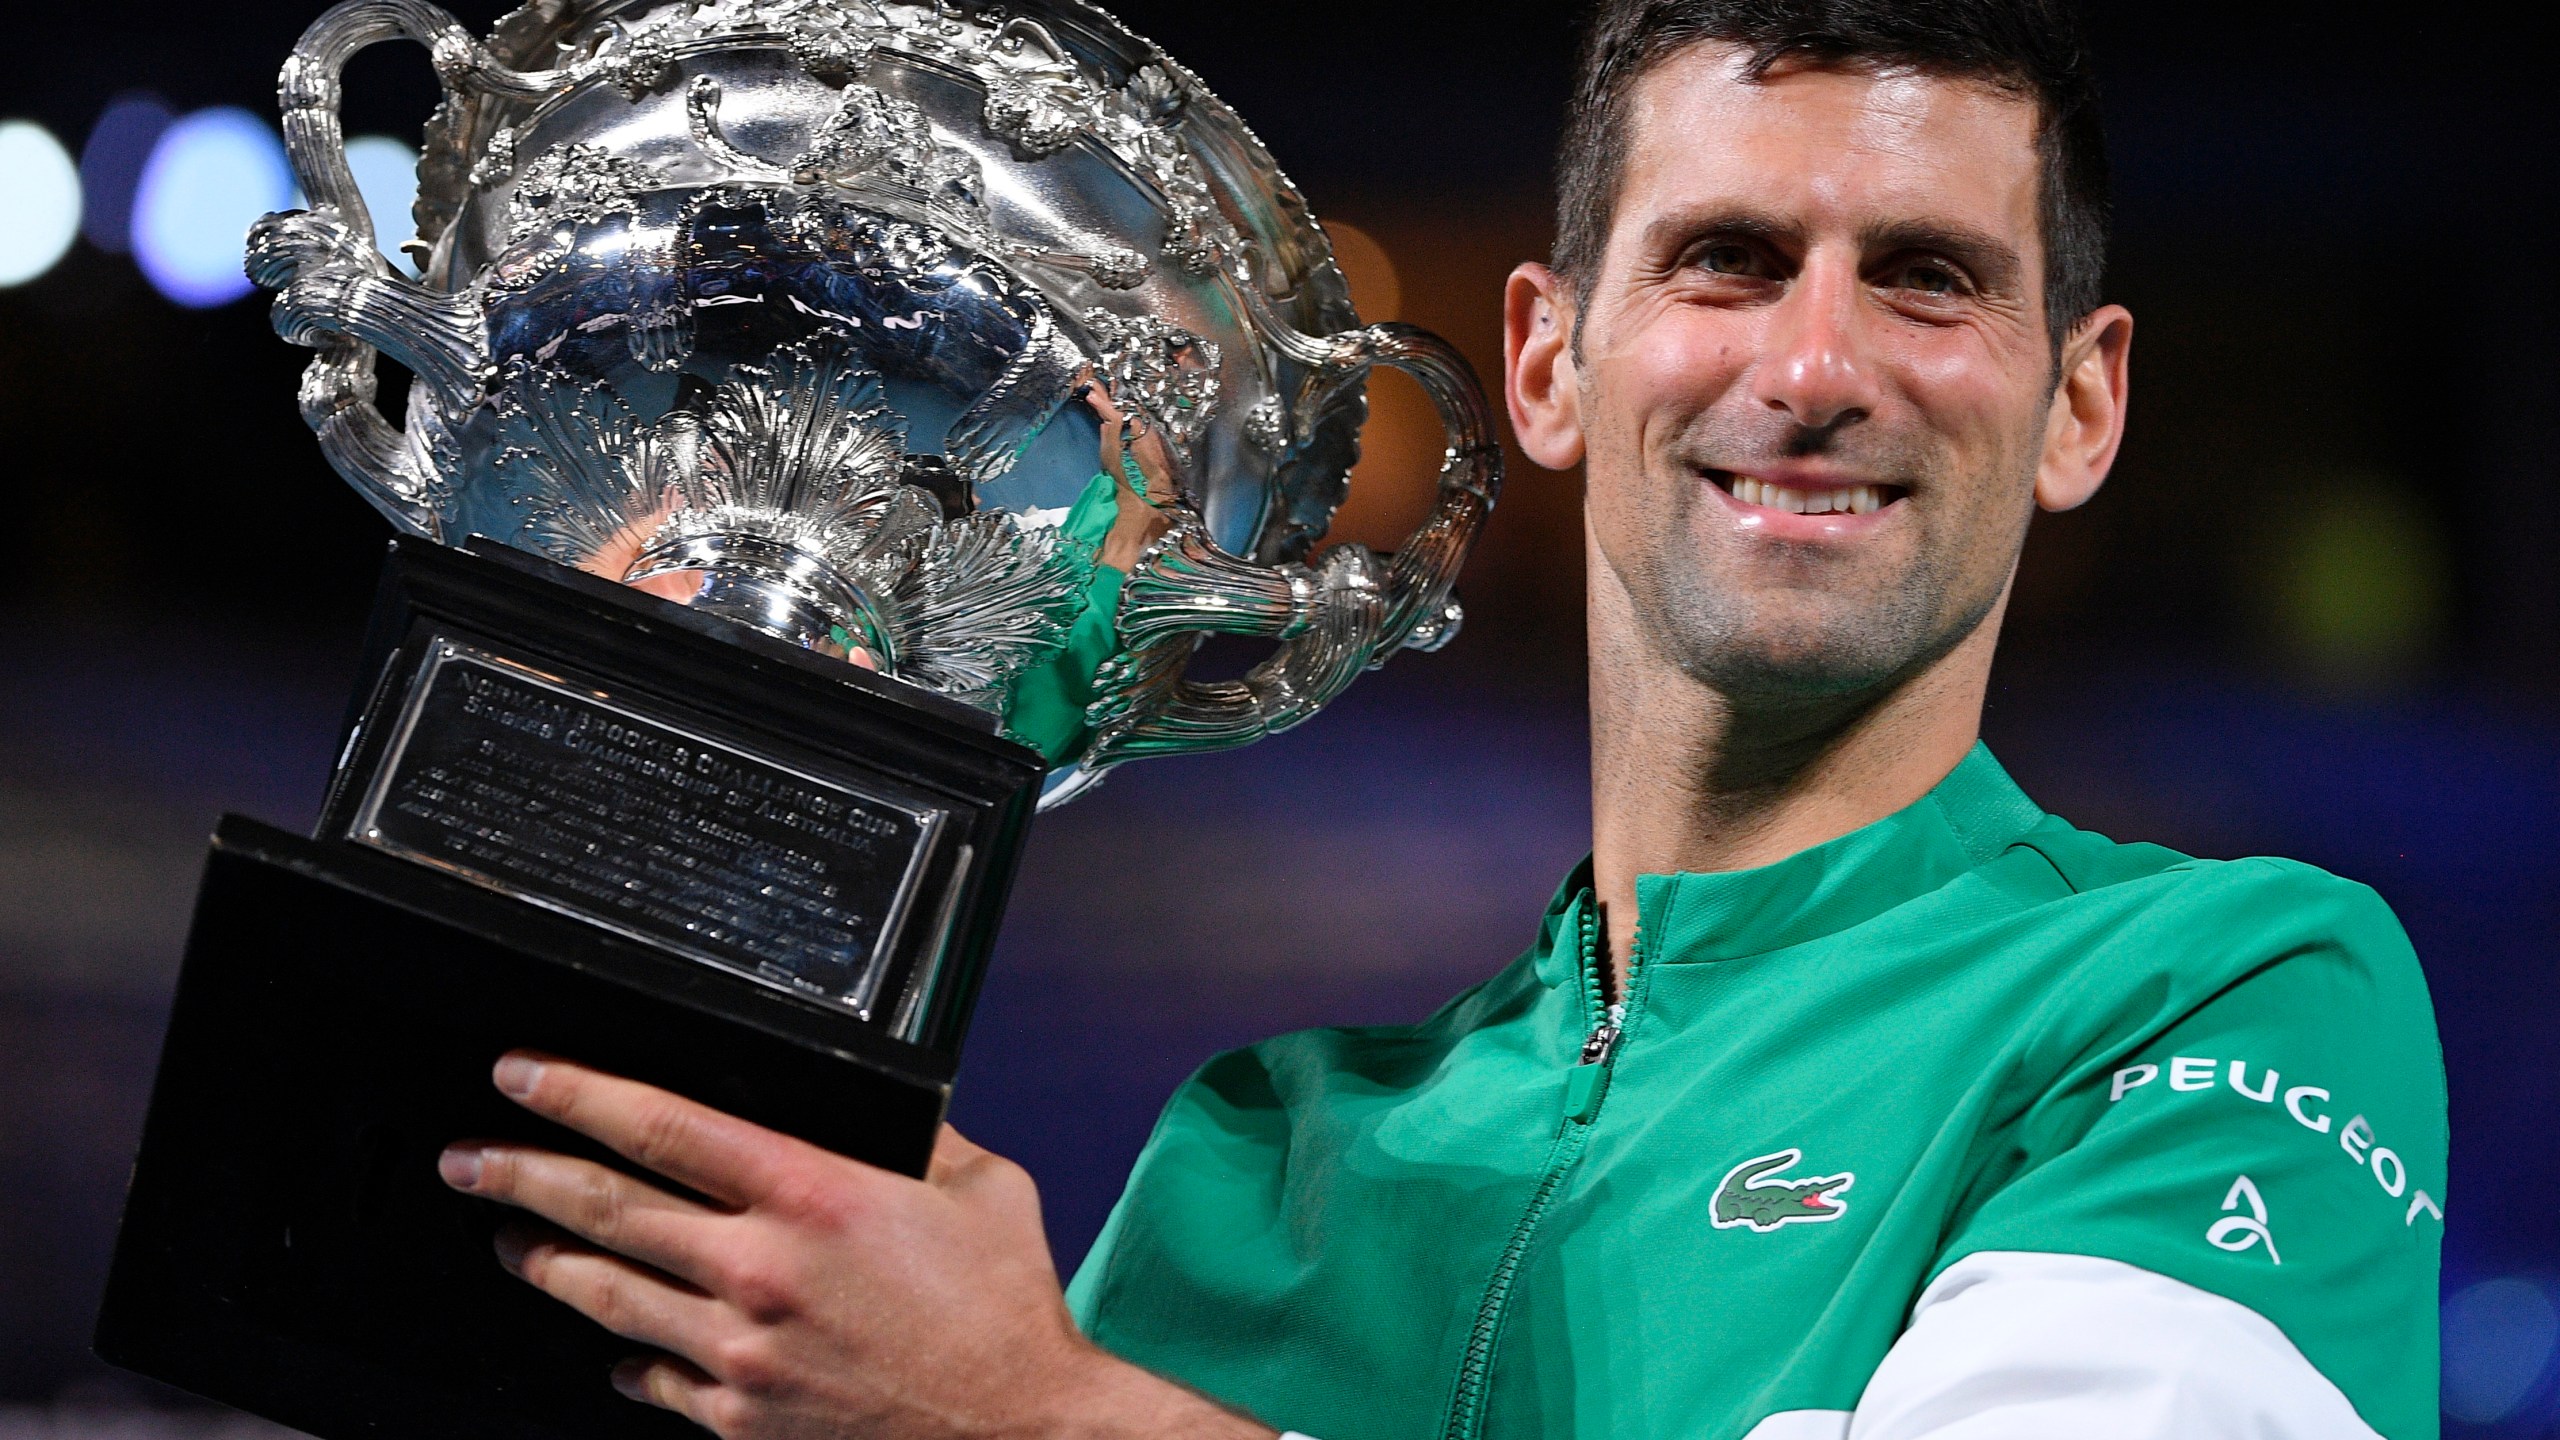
<box><xmin>1751</xmin><ymin>263</ymin><xmax>1879</xmax><ymax>432</ymax></box>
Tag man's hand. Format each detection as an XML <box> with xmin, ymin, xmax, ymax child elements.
<box><xmin>437</xmin><ymin>1051</ymin><xmax>1268</xmax><ymax>1440</ymax></box>
<box><xmin>1078</xmin><ymin>378</ymin><xmax>1176</xmax><ymax>573</ymax></box>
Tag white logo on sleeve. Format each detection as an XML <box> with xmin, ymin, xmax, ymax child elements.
<box><xmin>2207</xmin><ymin>1174</ymin><xmax>2280</xmax><ymax>1264</ymax></box>
<box><xmin>2109</xmin><ymin>1056</ymin><xmax>2443</xmax><ymax>1231</ymax></box>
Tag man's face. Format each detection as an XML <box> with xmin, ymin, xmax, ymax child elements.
<box><xmin>1543</xmin><ymin>46</ymin><xmax>2082</xmax><ymax>701</ymax></box>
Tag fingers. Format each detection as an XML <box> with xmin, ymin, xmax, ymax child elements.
<box><xmin>486</xmin><ymin>1051</ymin><xmax>803</xmax><ymax>1209</ymax></box>
<box><xmin>612</xmin><ymin>1355</ymin><xmax>731</xmax><ymax>1434</ymax></box>
<box><xmin>1119</xmin><ymin>421</ymin><xmax>1177</xmax><ymax>501</ymax></box>
<box><xmin>498</xmin><ymin>1224</ymin><xmax>730</xmax><ymax>1360</ymax></box>
<box><xmin>441</xmin><ymin>1139</ymin><xmax>726</xmax><ymax>1289</ymax></box>
<box><xmin>1093</xmin><ymin>402</ymin><xmax>1128</xmax><ymax>475</ymax></box>
<box><xmin>1081</xmin><ymin>383</ymin><xmax>1175</xmax><ymax>495</ymax></box>
<box><xmin>1082</xmin><ymin>373</ymin><xmax>1124</xmax><ymax>429</ymax></box>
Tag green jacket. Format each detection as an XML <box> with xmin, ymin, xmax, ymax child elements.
<box><xmin>1067</xmin><ymin>746</ymin><xmax>2446</xmax><ymax>1439</ymax></box>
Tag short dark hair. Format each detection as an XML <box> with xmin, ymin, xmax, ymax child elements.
<box><xmin>1552</xmin><ymin>0</ymin><xmax>2111</xmax><ymax>345</ymax></box>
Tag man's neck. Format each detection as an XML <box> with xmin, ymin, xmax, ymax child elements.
<box><xmin>1585</xmin><ymin>552</ymin><xmax>2005</xmax><ymax>987</ymax></box>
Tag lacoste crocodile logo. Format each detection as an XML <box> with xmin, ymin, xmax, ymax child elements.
<box><xmin>1711</xmin><ymin>1148</ymin><xmax>1855</xmax><ymax>1232</ymax></box>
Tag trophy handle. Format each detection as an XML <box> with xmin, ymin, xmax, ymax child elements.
<box><xmin>1084</xmin><ymin>320</ymin><xmax>1500</xmax><ymax>769</ymax></box>
<box><xmin>251</xmin><ymin>0</ymin><xmax>569</xmax><ymax>538</ymax></box>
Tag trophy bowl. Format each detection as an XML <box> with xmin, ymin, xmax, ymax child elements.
<box><xmin>246</xmin><ymin>0</ymin><xmax>1500</xmax><ymax>805</ymax></box>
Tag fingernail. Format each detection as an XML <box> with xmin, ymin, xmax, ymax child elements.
<box><xmin>610</xmin><ymin>1360</ymin><xmax>649</xmax><ymax>1401</ymax></box>
<box><xmin>438</xmin><ymin>1145</ymin><xmax>485</xmax><ymax>1189</ymax></box>
<box><xmin>494</xmin><ymin>1053</ymin><xmax>542</xmax><ymax>1098</ymax></box>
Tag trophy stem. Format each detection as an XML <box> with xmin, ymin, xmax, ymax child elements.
<box><xmin>626</xmin><ymin>527</ymin><xmax>894</xmax><ymax>662</ymax></box>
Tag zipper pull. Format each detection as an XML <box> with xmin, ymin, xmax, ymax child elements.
<box><xmin>1579</xmin><ymin>1013</ymin><xmax>1622</xmax><ymax>1067</ymax></box>
<box><xmin>1564</xmin><ymin>1002</ymin><xmax>1626</xmax><ymax>1123</ymax></box>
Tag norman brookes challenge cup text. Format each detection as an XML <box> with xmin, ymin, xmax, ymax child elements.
<box><xmin>357</xmin><ymin>654</ymin><xmax>933</xmax><ymax>1007</ymax></box>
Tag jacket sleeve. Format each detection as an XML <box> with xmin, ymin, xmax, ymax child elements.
<box><xmin>1923</xmin><ymin>862</ymin><xmax>2445</xmax><ymax>1439</ymax></box>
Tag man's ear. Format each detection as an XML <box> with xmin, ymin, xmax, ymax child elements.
<box><xmin>1506</xmin><ymin>262</ymin><xmax>1586</xmax><ymax>472</ymax></box>
<box><xmin>2036</xmin><ymin>303</ymin><xmax>2133</xmax><ymax>512</ymax></box>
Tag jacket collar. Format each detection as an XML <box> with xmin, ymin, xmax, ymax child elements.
<box><xmin>1533</xmin><ymin>742</ymin><xmax>2044</xmax><ymax>983</ymax></box>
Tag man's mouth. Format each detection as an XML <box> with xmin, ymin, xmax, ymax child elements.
<box><xmin>1706</xmin><ymin>471</ymin><xmax>1907</xmax><ymax>517</ymax></box>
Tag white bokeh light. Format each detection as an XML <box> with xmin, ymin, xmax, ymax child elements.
<box><xmin>343</xmin><ymin>134</ymin><xmax>422</xmax><ymax>277</ymax></box>
<box><xmin>0</xmin><ymin>120</ymin><xmax>83</xmax><ymax>288</ymax></box>
<box><xmin>131</xmin><ymin>107</ymin><xmax>295</xmax><ymax>308</ymax></box>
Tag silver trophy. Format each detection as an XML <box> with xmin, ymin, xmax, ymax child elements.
<box><xmin>245</xmin><ymin>0</ymin><xmax>1499</xmax><ymax>805</ymax></box>
<box><xmin>95</xmin><ymin>7</ymin><xmax>1501</xmax><ymax>1437</ymax></box>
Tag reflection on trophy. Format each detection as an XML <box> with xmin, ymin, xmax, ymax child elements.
<box><xmin>93</xmin><ymin>2</ymin><xmax>1499</xmax><ymax>1437</ymax></box>
<box><xmin>252</xmin><ymin>0</ymin><xmax>1491</xmax><ymax>792</ymax></box>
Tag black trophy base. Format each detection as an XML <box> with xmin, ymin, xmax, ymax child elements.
<box><xmin>95</xmin><ymin>539</ymin><xmax>1045</xmax><ymax>1440</ymax></box>
<box><xmin>96</xmin><ymin>818</ymin><xmax>945</xmax><ymax>1440</ymax></box>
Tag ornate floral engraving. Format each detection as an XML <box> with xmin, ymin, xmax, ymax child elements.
<box><xmin>817</xmin><ymin>84</ymin><xmax>968</xmax><ymax>192</ymax></box>
<box><xmin>466</xmin><ymin>125</ymin><xmax>520</xmax><ymax>189</ymax></box>
<box><xmin>763</xmin><ymin>0</ymin><xmax>886</xmax><ymax>79</ymax></box>
<box><xmin>491</xmin><ymin>362</ymin><xmax>695</xmax><ymax>563</ymax></box>
<box><xmin>1082</xmin><ymin>309</ymin><xmax>1221</xmax><ymax>460</ymax></box>
<box><xmin>1088</xmin><ymin>63</ymin><xmax>1227</xmax><ymax>274</ymax></box>
<box><xmin>972</xmin><ymin>17</ymin><xmax>1089</xmax><ymax>156</ymax></box>
<box><xmin>1242</xmin><ymin>395</ymin><xmax>1287</xmax><ymax>453</ymax></box>
<box><xmin>685</xmin><ymin>75</ymin><xmax>1147</xmax><ymax>289</ymax></box>
<box><xmin>603</xmin><ymin>0</ymin><xmax>1238</xmax><ymax>274</ymax></box>
<box><xmin>492</xmin><ymin>330</ymin><xmax>1088</xmax><ymax>710</ymax></box>
<box><xmin>504</xmin><ymin>142</ymin><xmax>653</xmax><ymax>242</ymax></box>
<box><xmin>1121</xmin><ymin>63</ymin><xmax>1184</xmax><ymax>125</ymax></box>
<box><xmin>606</xmin><ymin>30</ymin><xmax>677</xmax><ymax>97</ymax></box>
<box><xmin>982</xmin><ymin>72</ymin><xmax>1083</xmax><ymax>157</ymax></box>
<box><xmin>870</xmin><ymin>511</ymin><xmax>1091</xmax><ymax>707</ymax></box>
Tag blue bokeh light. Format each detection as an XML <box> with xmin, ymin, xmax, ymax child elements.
<box><xmin>130</xmin><ymin>107</ymin><xmax>294</xmax><ymax>308</ymax></box>
<box><xmin>78</xmin><ymin>92</ymin><xmax>173</xmax><ymax>254</ymax></box>
<box><xmin>2444</xmin><ymin>1276</ymin><xmax>2559</xmax><ymax>1425</ymax></box>
<box><xmin>0</xmin><ymin>120</ymin><xmax>83</xmax><ymax>288</ymax></box>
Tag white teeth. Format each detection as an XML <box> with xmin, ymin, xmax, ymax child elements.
<box><xmin>1723</xmin><ymin>476</ymin><xmax>1891</xmax><ymax>516</ymax></box>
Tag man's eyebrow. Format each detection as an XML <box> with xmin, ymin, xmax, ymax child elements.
<box><xmin>1634</xmin><ymin>208</ymin><xmax>2026</xmax><ymax>289</ymax></box>
<box><xmin>1637</xmin><ymin>206</ymin><xmax>1808</xmax><ymax>257</ymax></box>
<box><xmin>1858</xmin><ymin>219</ymin><xmax>2026</xmax><ymax>290</ymax></box>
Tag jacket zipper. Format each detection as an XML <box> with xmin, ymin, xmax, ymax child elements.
<box><xmin>1440</xmin><ymin>893</ymin><xmax>1650</xmax><ymax>1440</ymax></box>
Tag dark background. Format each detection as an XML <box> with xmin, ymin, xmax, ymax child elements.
<box><xmin>4</xmin><ymin>0</ymin><xmax>2556</xmax><ymax>1435</ymax></box>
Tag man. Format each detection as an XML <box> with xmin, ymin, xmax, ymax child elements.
<box><xmin>431</xmin><ymin>1</ymin><xmax>2448</xmax><ymax>1436</ymax></box>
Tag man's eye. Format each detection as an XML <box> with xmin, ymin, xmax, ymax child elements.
<box><xmin>1891</xmin><ymin>261</ymin><xmax>1965</xmax><ymax>295</ymax></box>
<box><xmin>1696</xmin><ymin>243</ymin><xmax>1764</xmax><ymax>277</ymax></box>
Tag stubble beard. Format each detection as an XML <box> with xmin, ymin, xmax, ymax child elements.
<box><xmin>1608</xmin><ymin>411</ymin><xmax>2029</xmax><ymax>711</ymax></box>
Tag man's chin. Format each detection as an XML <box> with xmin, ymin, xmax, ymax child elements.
<box><xmin>1657</xmin><ymin>604</ymin><xmax>1956</xmax><ymax>705</ymax></box>
<box><xmin>1689</xmin><ymin>647</ymin><xmax>1911</xmax><ymax>705</ymax></box>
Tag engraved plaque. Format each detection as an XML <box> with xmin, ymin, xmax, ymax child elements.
<box><xmin>350</xmin><ymin>640</ymin><xmax>949</xmax><ymax>1016</ymax></box>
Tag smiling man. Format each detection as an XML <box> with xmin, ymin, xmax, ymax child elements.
<box><xmin>434</xmin><ymin>2</ymin><xmax>2448</xmax><ymax>1437</ymax></box>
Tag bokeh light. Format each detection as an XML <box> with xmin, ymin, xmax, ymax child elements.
<box><xmin>78</xmin><ymin>92</ymin><xmax>174</xmax><ymax>254</ymax></box>
<box><xmin>2444</xmin><ymin>1277</ymin><xmax>2559</xmax><ymax>1425</ymax></box>
<box><xmin>2267</xmin><ymin>472</ymin><xmax>2448</xmax><ymax>683</ymax></box>
<box><xmin>343</xmin><ymin>133</ymin><xmax>421</xmax><ymax>276</ymax></box>
<box><xmin>1326</xmin><ymin>219</ymin><xmax>1402</xmax><ymax>324</ymax></box>
<box><xmin>129</xmin><ymin>106</ymin><xmax>293</xmax><ymax>308</ymax></box>
<box><xmin>0</xmin><ymin>121</ymin><xmax>83</xmax><ymax>288</ymax></box>
<box><xmin>1322</xmin><ymin>218</ymin><xmax>1443</xmax><ymax>556</ymax></box>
